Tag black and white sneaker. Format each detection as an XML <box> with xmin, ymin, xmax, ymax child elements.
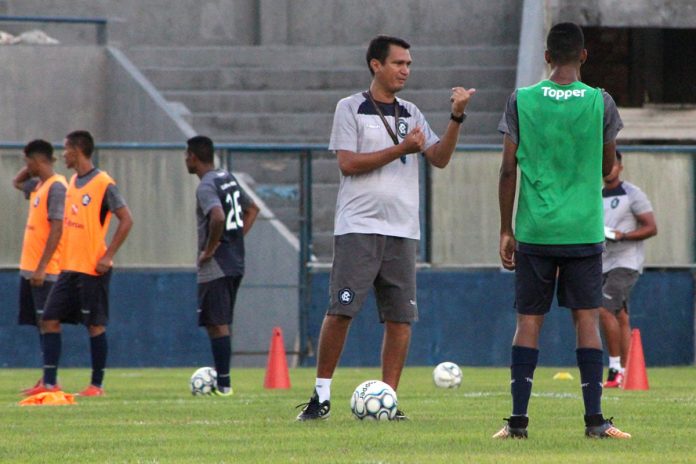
<box><xmin>393</xmin><ymin>409</ymin><xmax>409</xmax><ymax>421</ymax></box>
<box><xmin>296</xmin><ymin>390</ymin><xmax>330</xmax><ymax>421</ymax></box>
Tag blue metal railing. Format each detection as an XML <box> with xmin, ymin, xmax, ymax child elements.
<box><xmin>0</xmin><ymin>15</ymin><xmax>108</xmax><ymax>45</ymax></box>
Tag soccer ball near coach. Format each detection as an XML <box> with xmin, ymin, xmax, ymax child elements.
<box><xmin>190</xmin><ymin>367</ymin><xmax>218</xmax><ymax>395</ymax></box>
<box><xmin>350</xmin><ymin>380</ymin><xmax>398</xmax><ymax>420</ymax></box>
<box><xmin>433</xmin><ymin>362</ymin><xmax>462</xmax><ymax>389</ymax></box>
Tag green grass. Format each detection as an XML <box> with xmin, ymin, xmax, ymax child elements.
<box><xmin>1</xmin><ymin>366</ymin><xmax>695</xmax><ymax>463</ymax></box>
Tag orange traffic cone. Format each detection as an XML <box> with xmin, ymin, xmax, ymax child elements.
<box><xmin>264</xmin><ymin>326</ymin><xmax>291</xmax><ymax>389</ymax></box>
<box><xmin>622</xmin><ymin>328</ymin><xmax>649</xmax><ymax>390</ymax></box>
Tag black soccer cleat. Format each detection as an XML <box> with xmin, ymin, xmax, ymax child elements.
<box><xmin>393</xmin><ymin>409</ymin><xmax>409</xmax><ymax>421</ymax></box>
<box><xmin>492</xmin><ymin>416</ymin><xmax>529</xmax><ymax>439</ymax></box>
<box><xmin>585</xmin><ymin>416</ymin><xmax>631</xmax><ymax>439</ymax></box>
<box><xmin>296</xmin><ymin>390</ymin><xmax>330</xmax><ymax>421</ymax></box>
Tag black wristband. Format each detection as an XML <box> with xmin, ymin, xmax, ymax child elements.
<box><xmin>450</xmin><ymin>112</ymin><xmax>466</xmax><ymax>124</ymax></box>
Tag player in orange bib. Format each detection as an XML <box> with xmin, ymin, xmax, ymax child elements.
<box><xmin>24</xmin><ymin>131</ymin><xmax>134</xmax><ymax>397</ymax></box>
<box><xmin>13</xmin><ymin>140</ymin><xmax>68</xmax><ymax>394</ymax></box>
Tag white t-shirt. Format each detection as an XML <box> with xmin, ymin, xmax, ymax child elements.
<box><xmin>603</xmin><ymin>180</ymin><xmax>654</xmax><ymax>273</ymax></box>
<box><xmin>328</xmin><ymin>92</ymin><xmax>439</xmax><ymax>239</ymax></box>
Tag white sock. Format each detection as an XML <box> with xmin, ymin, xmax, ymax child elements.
<box><xmin>619</xmin><ymin>367</ymin><xmax>626</xmax><ymax>375</ymax></box>
<box><xmin>315</xmin><ymin>378</ymin><xmax>332</xmax><ymax>403</ymax></box>
<box><xmin>609</xmin><ymin>356</ymin><xmax>621</xmax><ymax>371</ymax></box>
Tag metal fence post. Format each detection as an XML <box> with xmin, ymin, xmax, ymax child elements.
<box><xmin>298</xmin><ymin>149</ymin><xmax>313</xmax><ymax>364</ymax></box>
<box><xmin>96</xmin><ymin>21</ymin><xmax>108</xmax><ymax>45</ymax></box>
<box><xmin>419</xmin><ymin>154</ymin><xmax>431</xmax><ymax>262</ymax></box>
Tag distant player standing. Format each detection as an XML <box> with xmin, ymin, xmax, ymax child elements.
<box><xmin>25</xmin><ymin>130</ymin><xmax>134</xmax><ymax>397</ymax></box>
<box><xmin>185</xmin><ymin>135</ymin><xmax>260</xmax><ymax>396</ymax></box>
<box><xmin>600</xmin><ymin>151</ymin><xmax>657</xmax><ymax>387</ymax></box>
<box><xmin>296</xmin><ymin>35</ymin><xmax>474</xmax><ymax>421</ymax></box>
<box><xmin>496</xmin><ymin>23</ymin><xmax>631</xmax><ymax>438</ymax></box>
<box><xmin>13</xmin><ymin>140</ymin><xmax>67</xmax><ymax>392</ymax></box>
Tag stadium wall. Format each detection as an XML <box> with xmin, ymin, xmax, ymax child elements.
<box><xmin>0</xmin><ymin>0</ymin><xmax>521</xmax><ymax>47</ymax></box>
<box><xmin>305</xmin><ymin>268</ymin><xmax>695</xmax><ymax>368</ymax></box>
<box><xmin>2</xmin><ymin>267</ymin><xmax>690</xmax><ymax>368</ymax></box>
<box><xmin>0</xmin><ymin>46</ymin><xmax>192</xmax><ymax>143</ymax></box>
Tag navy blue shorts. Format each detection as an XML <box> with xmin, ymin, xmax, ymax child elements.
<box><xmin>18</xmin><ymin>277</ymin><xmax>54</xmax><ymax>326</ymax></box>
<box><xmin>42</xmin><ymin>271</ymin><xmax>112</xmax><ymax>326</ymax></box>
<box><xmin>197</xmin><ymin>275</ymin><xmax>242</xmax><ymax>327</ymax></box>
<box><xmin>515</xmin><ymin>250</ymin><xmax>602</xmax><ymax>314</ymax></box>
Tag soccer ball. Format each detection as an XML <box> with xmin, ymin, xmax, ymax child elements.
<box><xmin>433</xmin><ymin>362</ymin><xmax>462</xmax><ymax>388</ymax></box>
<box><xmin>350</xmin><ymin>380</ymin><xmax>398</xmax><ymax>420</ymax></box>
<box><xmin>190</xmin><ymin>367</ymin><xmax>217</xmax><ymax>395</ymax></box>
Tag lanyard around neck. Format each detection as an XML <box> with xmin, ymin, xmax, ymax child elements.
<box><xmin>365</xmin><ymin>91</ymin><xmax>406</xmax><ymax>163</ymax></box>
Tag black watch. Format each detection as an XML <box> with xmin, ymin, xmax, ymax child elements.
<box><xmin>450</xmin><ymin>112</ymin><xmax>466</xmax><ymax>124</ymax></box>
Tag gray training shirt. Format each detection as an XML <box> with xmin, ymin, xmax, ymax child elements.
<box><xmin>196</xmin><ymin>169</ymin><xmax>253</xmax><ymax>283</ymax></box>
<box><xmin>329</xmin><ymin>92</ymin><xmax>439</xmax><ymax>240</ymax></box>
<box><xmin>602</xmin><ymin>180</ymin><xmax>653</xmax><ymax>273</ymax></box>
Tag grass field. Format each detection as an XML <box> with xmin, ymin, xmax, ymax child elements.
<box><xmin>1</xmin><ymin>366</ymin><xmax>695</xmax><ymax>463</ymax></box>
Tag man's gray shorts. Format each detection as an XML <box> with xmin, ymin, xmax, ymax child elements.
<box><xmin>602</xmin><ymin>267</ymin><xmax>640</xmax><ymax>313</ymax></box>
<box><xmin>328</xmin><ymin>233</ymin><xmax>418</xmax><ymax>323</ymax></box>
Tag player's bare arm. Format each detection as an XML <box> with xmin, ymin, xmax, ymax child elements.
<box><xmin>602</xmin><ymin>140</ymin><xmax>617</xmax><ymax>177</ymax></box>
<box><xmin>498</xmin><ymin>134</ymin><xmax>518</xmax><ymax>270</ymax></box>
<box><xmin>242</xmin><ymin>201</ymin><xmax>260</xmax><ymax>236</ymax></box>
<box><xmin>613</xmin><ymin>211</ymin><xmax>658</xmax><ymax>241</ymax></box>
<box><xmin>96</xmin><ymin>205</ymin><xmax>134</xmax><ymax>274</ymax></box>
<box><xmin>424</xmin><ymin>87</ymin><xmax>476</xmax><ymax>169</ymax></box>
<box><xmin>337</xmin><ymin>128</ymin><xmax>425</xmax><ymax>176</ymax></box>
<box><xmin>12</xmin><ymin>166</ymin><xmax>32</xmax><ymax>191</ymax></box>
<box><xmin>198</xmin><ymin>205</ymin><xmax>225</xmax><ymax>266</ymax></box>
<box><xmin>30</xmin><ymin>218</ymin><xmax>63</xmax><ymax>287</ymax></box>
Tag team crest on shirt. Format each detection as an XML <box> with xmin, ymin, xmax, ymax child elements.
<box><xmin>82</xmin><ymin>194</ymin><xmax>91</xmax><ymax>206</ymax></box>
<box><xmin>338</xmin><ymin>288</ymin><xmax>354</xmax><ymax>305</ymax></box>
<box><xmin>610</xmin><ymin>198</ymin><xmax>620</xmax><ymax>209</ymax></box>
<box><xmin>397</xmin><ymin>118</ymin><xmax>408</xmax><ymax>138</ymax></box>
<box><xmin>33</xmin><ymin>196</ymin><xmax>40</xmax><ymax>207</ymax></box>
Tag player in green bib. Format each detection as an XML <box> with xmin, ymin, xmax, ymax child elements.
<box><xmin>495</xmin><ymin>23</ymin><xmax>631</xmax><ymax>439</ymax></box>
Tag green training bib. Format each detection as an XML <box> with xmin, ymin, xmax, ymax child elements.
<box><xmin>515</xmin><ymin>80</ymin><xmax>605</xmax><ymax>245</ymax></box>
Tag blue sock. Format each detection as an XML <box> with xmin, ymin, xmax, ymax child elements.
<box><xmin>210</xmin><ymin>335</ymin><xmax>231</xmax><ymax>389</ymax></box>
<box><xmin>38</xmin><ymin>332</ymin><xmax>44</xmax><ymax>356</ymax></box>
<box><xmin>90</xmin><ymin>333</ymin><xmax>108</xmax><ymax>387</ymax></box>
<box><xmin>42</xmin><ymin>332</ymin><xmax>61</xmax><ymax>386</ymax></box>
<box><xmin>577</xmin><ymin>348</ymin><xmax>603</xmax><ymax>416</ymax></box>
<box><xmin>511</xmin><ymin>345</ymin><xmax>539</xmax><ymax>416</ymax></box>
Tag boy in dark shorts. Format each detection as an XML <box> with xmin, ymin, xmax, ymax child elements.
<box><xmin>185</xmin><ymin>135</ymin><xmax>259</xmax><ymax>396</ymax></box>
<box><xmin>496</xmin><ymin>23</ymin><xmax>630</xmax><ymax>439</ymax></box>
<box><xmin>29</xmin><ymin>131</ymin><xmax>133</xmax><ymax>397</ymax></box>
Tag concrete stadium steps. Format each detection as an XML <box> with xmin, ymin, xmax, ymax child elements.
<box><xmin>162</xmin><ymin>88</ymin><xmax>512</xmax><ymax>114</ymax></box>
<box><xmin>140</xmin><ymin>66</ymin><xmax>515</xmax><ymax>91</ymax></box>
<box><xmin>127</xmin><ymin>45</ymin><xmax>519</xmax><ymax>69</ymax></box>
<box><xmin>127</xmin><ymin>43</ymin><xmax>518</xmax><ymax>259</ymax></box>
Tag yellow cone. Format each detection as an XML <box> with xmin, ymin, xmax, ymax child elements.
<box><xmin>553</xmin><ymin>372</ymin><xmax>574</xmax><ymax>380</ymax></box>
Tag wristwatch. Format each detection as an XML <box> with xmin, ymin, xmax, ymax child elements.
<box><xmin>450</xmin><ymin>112</ymin><xmax>466</xmax><ymax>124</ymax></box>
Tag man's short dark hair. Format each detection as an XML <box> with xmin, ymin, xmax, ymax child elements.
<box><xmin>616</xmin><ymin>150</ymin><xmax>622</xmax><ymax>162</ymax></box>
<box><xmin>187</xmin><ymin>135</ymin><xmax>215</xmax><ymax>164</ymax></box>
<box><xmin>546</xmin><ymin>22</ymin><xmax>584</xmax><ymax>64</ymax></box>
<box><xmin>366</xmin><ymin>35</ymin><xmax>411</xmax><ymax>76</ymax></box>
<box><xmin>65</xmin><ymin>130</ymin><xmax>95</xmax><ymax>158</ymax></box>
<box><xmin>24</xmin><ymin>139</ymin><xmax>54</xmax><ymax>161</ymax></box>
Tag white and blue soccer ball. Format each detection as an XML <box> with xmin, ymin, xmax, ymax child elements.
<box><xmin>190</xmin><ymin>367</ymin><xmax>218</xmax><ymax>395</ymax></box>
<box><xmin>350</xmin><ymin>380</ymin><xmax>398</xmax><ymax>420</ymax></box>
<box><xmin>433</xmin><ymin>362</ymin><xmax>462</xmax><ymax>389</ymax></box>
